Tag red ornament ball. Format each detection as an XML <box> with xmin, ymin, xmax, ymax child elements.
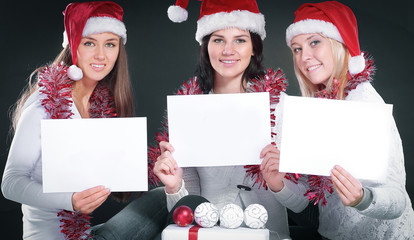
<box><xmin>173</xmin><ymin>205</ymin><xmax>194</xmax><ymax>227</ymax></box>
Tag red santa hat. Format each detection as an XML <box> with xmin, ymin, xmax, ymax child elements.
<box><xmin>62</xmin><ymin>1</ymin><xmax>127</xmax><ymax>80</ymax></box>
<box><xmin>285</xmin><ymin>1</ymin><xmax>365</xmax><ymax>75</ymax></box>
<box><xmin>167</xmin><ymin>0</ymin><xmax>266</xmax><ymax>45</ymax></box>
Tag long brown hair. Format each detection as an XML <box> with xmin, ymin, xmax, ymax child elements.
<box><xmin>10</xmin><ymin>40</ymin><xmax>136</xmax><ymax>202</ymax></box>
<box><xmin>10</xmin><ymin>41</ymin><xmax>134</xmax><ymax>132</ymax></box>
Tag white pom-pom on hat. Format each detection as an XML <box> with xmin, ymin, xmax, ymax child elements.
<box><xmin>348</xmin><ymin>53</ymin><xmax>365</xmax><ymax>75</ymax></box>
<box><xmin>168</xmin><ymin>5</ymin><xmax>188</xmax><ymax>23</ymax></box>
<box><xmin>167</xmin><ymin>0</ymin><xmax>189</xmax><ymax>23</ymax></box>
<box><xmin>67</xmin><ymin>65</ymin><xmax>83</xmax><ymax>81</ymax></box>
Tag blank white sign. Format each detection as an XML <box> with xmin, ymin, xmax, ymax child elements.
<box><xmin>167</xmin><ymin>92</ymin><xmax>271</xmax><ymax>167</ymax></box>
<box><xmin>279</xmin><ymin>95</ymin><xmax>393</xmax><ymax>180</ymax></box>
<box><xmin>41</xmin><ymin>117</ymin><xmax>148</xmax><ymax>193</ymax></box>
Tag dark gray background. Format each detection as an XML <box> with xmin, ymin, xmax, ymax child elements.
<box><xmin>1</xmin><ymin>0</ymin><xmax>412</xmax><ymax>238</ymax></box>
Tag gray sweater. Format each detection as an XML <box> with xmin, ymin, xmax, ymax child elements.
<box><xmin>166</xmin><ymin>101</ymin><xmax>291</xmax><ymax>240</ymax></box>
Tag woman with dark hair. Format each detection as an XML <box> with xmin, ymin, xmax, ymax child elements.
<box><xmin>195</xmin><ymin>31</ymin><xmax>265</xmax><ymax>94</ymax></box>
<box><xmin>151</xmin><ymin>0</ymin><xmax>291</xmax><ymax>239</ymax></box>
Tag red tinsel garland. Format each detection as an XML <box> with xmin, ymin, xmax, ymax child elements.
<box><xmin>38</xmin><ymin>62</ymin><xmax>117</xmax><ymax>239</ymax></box>
<box><xmin>148</xmin><ymin>77</ymin><xmax>203</xmax><ymax>186</ymax></box>
<box><xmin>289</xmin><ymin>54</ymin><xmax>375</xmax><ymax>206</ymax></box>
<box><xmin>305</xmin><ymin>175</ymin><xmax>335</xmax><ymax>206</ymax></box>
<box><xmin>57</xmin><ymin>210</ymin><xmax>92</xmax><ymax>239</ymax></box>
<box><xmin>244</xmin><ymin>69</ymin><xmax>287</xmax><ymax>189</ymax></box>
<box><xmin>88</xmin><ymin>83</ymin><xmax>117</xmax><ymax>118</ymax></box>
<box><xmin>148</xmin><ymin>69</ymin><xmax>287</xmax><ymax>190</ymax></box>
<box><xmin>38</xmin><ymin>63</ymin><xmax>74</xmax><ymax>119</ymax></box>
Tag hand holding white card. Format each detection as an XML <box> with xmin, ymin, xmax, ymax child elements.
<box><xmin>167</xmin><ymin>92</ymin><xmax>271</xmax><ymax>167</ymax></box>
<box><xmin>41</xmin><ymin>117</ymin><xmax>148</xmax><ymax>193</ymax></box>
<box><xmin>279</xmin><ymin>95</ymin><xmax>393</xmax><ymax>180</ymax></box>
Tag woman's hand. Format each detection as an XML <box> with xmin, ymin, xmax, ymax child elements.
<box><xmin>331</xmin><ymin>165</ymin><xmax>364</xmax><ymax>207</ymax></box>
<box><xmin>260</xmin><ymin>144</ymin><xmax>286</xmax><ymax>192</ymax></box>
<box><xmin>72</xmin><ymin>185</ymin><xmax>110</xmax><ymax>214</ymax></box>
<box><xmin>153</xmin><ymin>141</ymin><xmax>183</xmax><ymax>194</ymax></box>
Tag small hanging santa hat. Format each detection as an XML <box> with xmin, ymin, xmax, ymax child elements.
<box><xmin>167</xmin><ymin>0</ymin><xmax>266</xmax><ymax>45</ymax></box>
<box><xmin>285</xmin><ymin>1</ymin><xmax>365</xmax><ymax>75</ymax></box>
<box><xmin>62</xmin><ymin>1</ymin><xmax>127</xmax><ymax>80</ymax></box>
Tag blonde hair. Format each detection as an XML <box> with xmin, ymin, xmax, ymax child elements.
<box><xmin>294</xmin><ymin>34</ymin><xmax>350</xmax><ymax>99</ymax></box>
<box><xmin>10</xmin><ymin>41</ymin><xmax>134</xmax><ymax>133</ymax></box>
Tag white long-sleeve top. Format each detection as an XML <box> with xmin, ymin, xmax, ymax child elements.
<box><xmin>2</xmin><ymin>88</ymin><xmax>82</xmax><ymax>239</ymax></box>
<box><xmin>273</xmin><ymin>82</ymin><xmax>414</xmax><ymax>239</ymax></box>
<box><xmin>165</xmin><ymin>102</ymin><xmax>291</xmax><ymax>240</ymax></box>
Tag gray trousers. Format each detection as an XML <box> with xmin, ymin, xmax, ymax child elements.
<box><xmin>92</xmin><ymin>187</ymin><xmax>168</xmax><ymax>240</ymax></box>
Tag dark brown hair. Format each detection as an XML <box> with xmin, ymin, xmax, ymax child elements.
<box><xmin>194</xmin><ymin>31</ymin><xmax>265</xmax><ymax>93</ymax></box>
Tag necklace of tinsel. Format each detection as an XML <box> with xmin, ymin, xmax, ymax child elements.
<box><xmin>147</xmin><ymin>68</ymin><xmax>288</xmax><ymax>189</ymax></box>
<box><xmin>38</xmin><ymin>62</ymin><xmax>117</xmax><ymax>239</ymax></box>
<box><xmin>288</xmin><ymin>53</ymin><xmax>375</xmax><ymax>206</ymax></box>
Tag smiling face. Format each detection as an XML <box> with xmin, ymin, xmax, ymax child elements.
<box><xmin>76</xmin><ymin>32</ymin><xmax>120</xmax><ymax>83</ymax></box>
<box><xmin>290</xmin><ymin>33</ymin><xmax>334</xmax><ymax>86</ymax></box>
<box><xmin>207</xmin><ymin>28</ymin><xmax>254</xmax><ymax>90</ymax></box>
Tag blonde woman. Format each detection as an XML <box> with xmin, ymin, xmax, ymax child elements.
<box><xmin>264</xmin><ymin>1</ymin><xmax>414</xmax><ymax>239</ymax></box>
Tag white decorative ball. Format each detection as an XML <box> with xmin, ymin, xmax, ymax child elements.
<box><xmin>194</xmin><ymin>202</ymin><xmax>219</xmax><ymax>228</ymax></box>
<box><xmin>219</xmin><ymin>203</ymin><xmax>244</xmax><ymax>229</ymax></box>
<box><xmin>244</xmin><ymin>204</ymin><xmax>268</xmax><ymax>229</ymax></box>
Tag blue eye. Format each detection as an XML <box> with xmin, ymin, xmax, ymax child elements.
<box><xmin>84</xmin><ymin>41</ymin><xmax>94</xmax><ymax>47</ymax></box>
<box><xmin>310</xmin><ymin>40</ymin><xmax>320</xmax><ymax>47</ymax></box>
<box><xmin>293</xmin><ymin>47</ymin><xmax>301</xmax><ymax>53</ymax></box>
<box><xmin>235</xmin><ymin>39</ymin><xmax>246</xmax><ymax>44</ymax></box>
<box><xmin>213</xmin><ymin>38</ymin><xmax>224</xmax><ymax>43</ymax></box>
<box><xmin>106</xmin><ymin>42</ymin><xmax>116</xmax><ymax>47</ymax></box>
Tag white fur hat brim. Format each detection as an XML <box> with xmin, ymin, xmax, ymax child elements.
<box><xmin>62</xmin><ymin>16</ymin><xmax>127</xmax><ymax>47</ymax></box>
<box><xmin>285</xmin><ymin>19</ymin><xmax>343</xmax><ymax>47</ymax></box>
<box><xmin>196</xmin><ymin>10</ymin><xmax>266</xmax><ymax>45</ymax></box>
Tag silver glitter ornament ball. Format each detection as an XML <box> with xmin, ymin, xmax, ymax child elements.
<box><xmin>194</xmin><ymin>202</ymin><xmax>219</xmax><ymax>228</ymax></box>
<box><xmin>243</xmin><ymin>204</ymin><xmax>268</xmax><ymax>229</ymax></box>
<box><xmin>219</xmin><ymin>203</ymin><xmax>244</xmax><ymax>229</ymax></box>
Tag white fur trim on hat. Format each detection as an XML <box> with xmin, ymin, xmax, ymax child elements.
<box><xmin>67</xmin><ymin>65</ymin><xmax>83</xmax><ymax>80</ymax></box>
<box><xmin>168</xmin><ymin>5</ymin><xmax>188</xmax><ymax>23</ymax></box>
<box><xmin>62</xmin><ymin>31</ymin><xmax>69</xmax><ymax>48</ymax></box>
<box><xmin>348</xmin><ymin>53</ymin><xmax>365</xmax><ymax>75</ymax></box>
<box><xmin>83</xmin><ymin>16</ymin><xmax>127</xmax><ymax>44</ymax></box>
<box><xmin>286</xmin><ymin>19</ymin><xmax>343</xmax><ymax>47</ymax></box>
<box><xmin>195</xmin><ymin>10</ymin><xmax>266</xmax><ymax>45</ymax></box>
